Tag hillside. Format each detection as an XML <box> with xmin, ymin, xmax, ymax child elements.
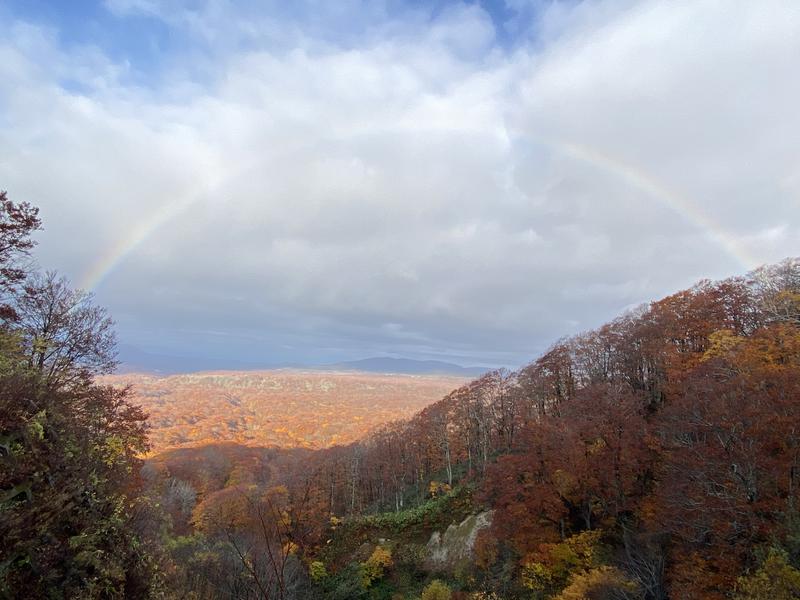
<box><xmin>135</xmin><ymin>258</ymin><xmax>800</xmax><ymax>599</ymax></box>
<box><xmin>5</xmin><ymin>180</ymin><xmax>800</xmax><ymax>598</ymax></box>
<box><xmin>100</xmin><ymin>370</ymin><xmax>466</xmax><ymax>453</ymax></box>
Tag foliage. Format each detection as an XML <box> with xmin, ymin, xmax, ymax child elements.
<box><xmin>0</xmin><ymin>192</ymin><xmax>161</xmax><ymax>598</ymax></box>
<box><xmin>354</xmin><ymin>487</ymin><xmax>473</xmax><ymax>535</ymax></box>
<box><xmin>521</xmin><ymin>530</ymin><xmax>606</xmax><ymax>595</ymax></box>
<box><xmin>0</xmin><ymin>190</ymin><xmax>40</xmax><ymax>320</ymax></box>
<box><xmin>734</xmin><ymin>548</ymin><xmax>800</xmax><ymax>600</ymax></box>
<box><xmin>103</xmin><ymin>370</ymin><xmax>463</xmax><ymax>454</ymax></box>
<box><xmin>309</xmin><ymin>560</ymin><xmax>328</xmax><ymax>581</ymax></box>
<box><xmin>0</xmin><ymin>340</ymin><xmax>156</xmax><ymax>598</ymax></box>
<box><xmin>429</xmin><ymin>481</ymin><xmax>451</xmax><ymax>498</ymax></box>
<box><xmin>7</xmin><ymin>192</ymin><xmax>797</xmax><ymax>600</ymax></box>
<box><xmin>362</xmin><ymin>546</ymin><xmax>393</xmax><ymax>588</ymax></box>
<box><xmin>420</xmin><ymin>579</ymin><xmax>452</xmax><ymax>600</ymax></box>
<box><xmin>555</xmin><ymin>566</ymin><xmax>640</xmax><ymax>599</ymax></box>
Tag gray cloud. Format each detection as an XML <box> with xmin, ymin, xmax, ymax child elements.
<box><xmin>1</xmin><ymin>0</ymin><xmax>798</xmax><ymax>368</ymax></box>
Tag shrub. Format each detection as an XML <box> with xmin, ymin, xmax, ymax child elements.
<box><xmin>421</xmin><ymin>579</ymin><xmax>452</xmax><ymax>600</ymax></box>
<box><xmin>362</xmin><ymin>546</ymin><xmax>393</xmax><ymax>588</ymax></box>
<box><xmin>309</xmin><ymin>560</ymin><xmax>328</xmax><ymax>582</ymax></box>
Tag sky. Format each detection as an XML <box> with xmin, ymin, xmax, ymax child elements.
<box><xmin>1</xmin><ymin>0</ymin><xmax>799</xmax><ymax>370</ymax></box>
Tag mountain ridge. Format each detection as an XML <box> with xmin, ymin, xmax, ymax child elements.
<box><xmin>321</xmin><ymin>357</ymin><xmax>488</xmax><ymax>377</ymax></box>
<box><xmin>117</xmin><ymin>345</ymin><xmax>489</xmax><ymax>377</ymax></box>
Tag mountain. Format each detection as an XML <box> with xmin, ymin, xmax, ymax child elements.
<box><xmin>323</xmin><ymin>357</ymin><xmax>489</xmax><ymax>377</ymax></box>
<box><xmin>117</xmin><ymin>345</ymin><xmax>490</xmax><ymax>377</ymax></box>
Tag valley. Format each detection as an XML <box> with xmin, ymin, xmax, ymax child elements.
<box><xmin>100</xmin><ymin>370</ymin><xmax>466</xmax><ymax>453</ymax></box>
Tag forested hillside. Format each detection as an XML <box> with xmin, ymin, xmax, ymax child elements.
<box><xmin>274</xmin><ymin>256</ymin><xmax>800</xmax><ymax>599</ymax></box>
<box><xmin>2</xmin><ymin>192</ymin><xmax>800</xmax><ymax>599</ymax></box>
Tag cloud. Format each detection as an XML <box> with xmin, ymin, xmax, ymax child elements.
<box><xmin>1</xmin><ymin>0</ymin><xmax>798</xmax><ymax>367</ymax></box>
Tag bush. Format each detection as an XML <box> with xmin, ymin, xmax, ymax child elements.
<box><xmin>323</xmin><ymin>563</ymin><xmax>368</xmax><ymax>600</ymax></box>
<box><xmin>362</xmin><ymin>546</ymin><xmax>393</xmax><ymax>588</ymax></box>
<box><xmin>421</xmin><ymin>579</ymin><xmax>452</xmax><ymax>600</ymax></box>
<box><xmin>310</xmin><ymin>560</ymin><xmax>328</xmax><ymax>582</ymax></box>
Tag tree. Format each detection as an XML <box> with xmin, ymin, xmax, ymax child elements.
<box><xmin>15</xmin><ymin>271</ymin><xmax>117</xmax><ymax>387</ymax></box>
<box><xmin>735</xmin><ymin>548</ymin><xmax>800</xmax><ymax>600</ymax></box>
<box><xmin>0</xmin><ymin>358</ymin><xmax>154</xmax><ymax>597</ymax></box>
<box><xmin>0</xmin><ymin>196</ymin><xmax>159</xmax><ymax>597</ymax></box>
<box><xmin>0</xmin><ymin>191</ymin><xmax>41</xmax><ymax>320</ymax></box>
<box><xmin>421</xmin><ymin>579</ymin><xmax>452</xmax><ymax>600</ymax></box>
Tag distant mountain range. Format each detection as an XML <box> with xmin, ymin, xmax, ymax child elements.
<box><xmin>321</xmin><ymin>357</ymin><xmax>488</xmax><ymax>377</ymax></box>
<box><xmin>117</xmin><ymin>345</ymin><xmax>489</xmax><ymax>377</ymax></box>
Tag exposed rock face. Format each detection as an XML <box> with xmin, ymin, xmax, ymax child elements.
<box><xmin>425</xmin><ymin>510</ymin><xmax>493</xmax><ymax>573</ymax></box>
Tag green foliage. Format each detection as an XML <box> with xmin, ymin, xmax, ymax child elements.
<box><xmin>780</xmin><ymin>503</ymin><xmax>800</xmax><ymax>567</ymax></box>
<box><xmin>354</xmin><ymin>486</ymin><xmax>473</xmax><ymax>536</ymax></box>
<box><xmin>0</xmin><ymin>322</ymin><xmax>156</xmax><ymax>597</ymax></box>
<box><xmin>393</xmin><ymin>542</ymin><xmax>427</xmax><ymax>568</ymax></box>
<box><xmin>420</xmin><ymin>579</ymin><xmax>452</xmax><ymax>600</ymax></box>
<box><xmin>310</xmin><ymin>560</ymin><xmax>329</xmax><ymax>581</ymax></box>
<box><xmin>735</xmin><ymin>548</ymin><xmax>800</xmax><ymax>599</ymax></box>
<box><xmin>25</xmin><ymin>410</ymin><xmax>45</xmax><ymax>441</ymax></box>
<box><xmin>321</xmin><ymin>562</ymin><xmax>370</xmax><ymax>600</ymax></box>
<box><xmin>319</xmin><ymin>486</ymin><xmax>474</xmax><ymax>583</ymax></box>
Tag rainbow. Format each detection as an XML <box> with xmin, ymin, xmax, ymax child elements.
<box><xmin>79</xmin><ymin>162</ymin><xmax>233</xmax><ymax>291</ymax></box>
<box><xmin>514</xmin><ymin>136</ymin><xmax>759</xmax><ymax>270</ymax></box>
<box><xmin>78</xmin><ymin>137</ymin><xmax>759</xmax><ymax>291</ymax></box>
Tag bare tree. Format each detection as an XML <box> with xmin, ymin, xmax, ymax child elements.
<box><xmin>15</xmin><ymin>271</ymin><xmax>117</xmax><ymax>387</ymax></box>
<box><xmin>751</xmin><ymin>257</ymin><xmax>800</xmax><ymax>324</ymax></box>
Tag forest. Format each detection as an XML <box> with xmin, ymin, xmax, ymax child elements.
<box><xmin>101</xmin><ymin>370</ymin><xmax>466</xmax><ymax>453</ymax></box>
<box><xmin>2</xmin><ymin>191</ymin><xmax>800</xmax><ymax>599</ymax></box>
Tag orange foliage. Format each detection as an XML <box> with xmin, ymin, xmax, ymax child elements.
<box><xmin>99</xmin><ymin>370</ymin><xmax>466</xmax><ymax>454</ymax></box>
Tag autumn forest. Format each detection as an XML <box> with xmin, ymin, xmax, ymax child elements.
<box><xmin>2</xmin><ymin>191</ymin><xmax>800</xmax><ymax>600</ymax></box>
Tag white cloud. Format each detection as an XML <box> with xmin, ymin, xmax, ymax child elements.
<box><xmin>1</xmin><ymin>0</ymin><xmax>798</xmax><ymax>366</ymax></box>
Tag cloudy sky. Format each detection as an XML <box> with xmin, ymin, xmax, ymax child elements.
<box><xmin>1</xmin><ymin>0</ymin><xmax>798</xmax><ymax>369</ymax></box>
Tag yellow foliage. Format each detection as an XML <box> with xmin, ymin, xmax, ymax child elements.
<box><xmin>225</xmin><ymin>465</ymin><xmax>255</xmax><ymax>487</ymax></box>
<box><xmin>361</xmin><ymin>546</ymin><xmax>393</xmax><ymax>588</ymax></box>
<box><xmin>420</xmin><ymin>579</ymin><xmax>452</xmax><ymax>600</ymax></box>
<box><xmin>703</xmin><ymin>329</ymin><xmax>744</xmax><ymax>361</ymax></box>
<box><xmin>309</xmin><ymin>560</ymin><xmax>327</xmax><ymax>582</ymax></box>
<box><xmin>552</xmin><ymin>469</ymin><xmax>577</xmax><ymax>497</ymax></box>
<box><xmin>282</xmin><ymin>541</ymin><xmax>299</xmax><ymax>556</ymax></box>
<box><xmin>100</xmin><ymin>435</ymin><xmax>125</xmax><ymax>467</ymax></box>
<box><xmin>522</xmin><ymin>530</ymin><xmax>605</xmax><ymax>593</ymax></box>
<box><xmin>521</xmin><ymin>560</ymin><xmax>554</xmax><ymax>592</ymax></box>
<box><xmin>191</xmin><ymin>486</ymin><xmax>254</xmax><ymax>534</ymax></box>
<box><xmin>429</xmin><ymin>481</ymin><xmax>452</xmax><ymax>497</ymax></box>
<box><xmin>587</xmin><ymin>437</ymin><xmax>607</xmax><ymax>454</ymax></box>
<box><xmin>555</xmin><ymin>566</ymin><xmax>640</xmax><ymax>599</ymax></box>
<box><xmin>735</xmin><ymin>549</ymin><xmax>800</xmax><ymax>600</ymax></box>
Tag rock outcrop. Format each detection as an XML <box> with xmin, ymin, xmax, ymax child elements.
<box><xmin>425</xmin><ymin>510</ymin><xmax>493</xmax><ymax>573</ymax></box>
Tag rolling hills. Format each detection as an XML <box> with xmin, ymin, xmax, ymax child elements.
<box><xmin>100</xmin><ymin>369</ymin><xmax>467</xmax><ymax>454</ymax></box>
